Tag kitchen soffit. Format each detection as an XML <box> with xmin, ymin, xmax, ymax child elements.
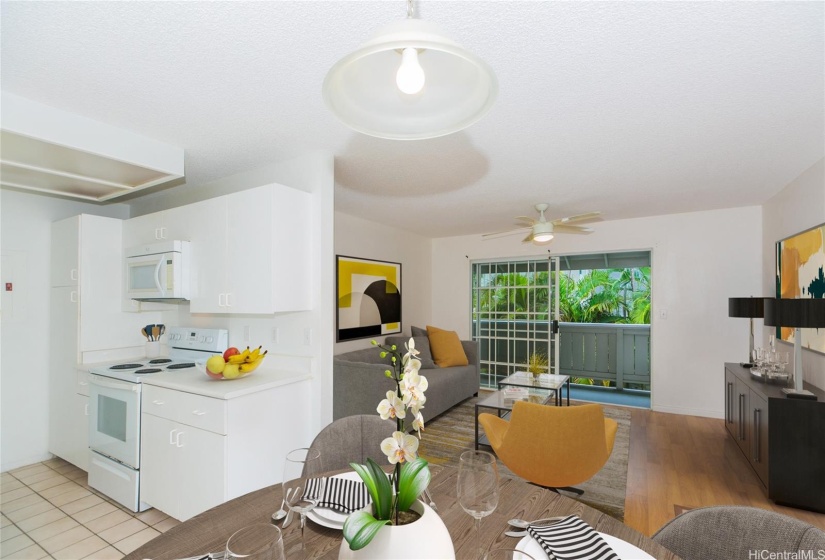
<box><xmin>0</xmin><ymin>92</ymin><xmax>185</xmax><ymax>202</ymax></box>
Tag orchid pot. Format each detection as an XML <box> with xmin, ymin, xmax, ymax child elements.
<box><xmin>338</xmin><ymin>499</ymin><xmax>454</xmax><ymax>559</ymax></box>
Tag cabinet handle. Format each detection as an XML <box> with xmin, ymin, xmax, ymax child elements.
<box><xmin>70</xmin><ymin>269</ymin><xmax>78</xmax><ymax>281</ymax></box>
<box><xmin>70</xmin><ymin>291</ymin><xmax>78</xmax><ymax>303</ymax></box>
<box><xmin>152</xmin><ymin>399</ymin><xmax>165</xmax><ymax>405</ymax></box>
<box><xmin>175</xmin><ymin>431</ymin><xmax>184</xmax><ymax>448</ymax></box>
<box><xmin>155</xmin><ymin>227</ymin><xmax>168</xmax><ymax>240</ymax></box>
<box><xmin>192</xmin><ymin>410</ymin><xmax>207</xmax><ymax>416</ymax></box>
<box><xmin>726</xmin><ymin>382</ymin><xmax>733</xmax><ymax>424</ymax></box>
<box><xmin>169</xmin><ymin>428</ymin><xmax>178</xmax><ymax>445</ymax></box>
<box><xmin>225</xmin><ymin>293</ymin><xmax>233</xmax><ymax>307</ymax></box>
<box><xmin>84</xmin><ymin>404</ymin><xmax>89</xmax><ymax>416</ymax></box>
<box><xmin>753</xmin><ymin>408</ymin><xmax>761</xmax><ymax>462</ymax></box>
<box><xmin>218</xmin><ymin>293</ymin><xmax>226</xmax><ymax>307</ymax></box>
<box><xmin>738</xmin><ymin>394</ymin><xmax>745</xmax><ymax>440</ymax></box>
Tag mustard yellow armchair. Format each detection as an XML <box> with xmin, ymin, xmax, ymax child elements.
<box><xmin>478</xmin><ymin>401</ymin><xmax>618</xmax><ymax>493</ymax></box>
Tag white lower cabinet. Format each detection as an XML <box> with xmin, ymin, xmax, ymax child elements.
<box><xmin>140</xmin><ymin>413</ymin><xmax>226</xmax><ymax>521</ymax></box>
<box><xmin>140</xmin><ymin>379</ymin><xmax>310</xmax><ymax>521</ymax></box>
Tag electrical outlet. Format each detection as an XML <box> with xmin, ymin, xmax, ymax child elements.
<box><xmin>243</xmin><ymin>325</ymin><xmax>250</xmax><ymax>342</ymax></box>
<box><xmin>304</xmin><ymin>327</ymin><xmax>313</xmax><ymax>346</ymax></box>
<box><xmin>272</xmin><ymin>328</ymin><xmax>280</xmax><ymax>343</ymax></box>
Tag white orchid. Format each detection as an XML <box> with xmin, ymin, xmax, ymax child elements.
<box><xmin>377</xmin><ymin>390</ymin><xmax>406</xmax><ymax>420</ymax></box>
<box><xmin>402</xmin><ymin>338</ymin><xmax>420</xmax><ymax>365</ymax></box>
<box><xmin>411</xmin><ymin>410</ymin><xmax>425</xmax><ymax>437</ymax></box>
<box><xmin>380</xmin><ymin>431</ymin><xmax>419</xmax><ymax>464</ymax></box>
<box><xmin>401</xmin><ymin>368</ymin><xmax>428</xmax><ymax>410</ymax></box>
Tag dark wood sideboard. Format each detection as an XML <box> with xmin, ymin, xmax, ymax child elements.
<box><xmin>724</xmin><ymin>362</ymin><xmax>825</xmax><ymax>513</ymax></box>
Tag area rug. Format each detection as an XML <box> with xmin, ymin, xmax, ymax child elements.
<box><xmin>417</xmin><ymin>396</ymin><xmax>630</xmax><ymax>521</ymax></box>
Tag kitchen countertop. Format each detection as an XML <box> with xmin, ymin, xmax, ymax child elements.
<box><xmin>141</xmin><ymin>367</ymin><xmax>311</xmax><ymax>400</ymax></box>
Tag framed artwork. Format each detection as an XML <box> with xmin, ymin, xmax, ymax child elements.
<box><xmin>336</xmin><ymin>255</ymin><xmax>402</xmax><ymax>342</ymax></box>
<box><xmin>775</xmin><ymin>222</ymin><xmax>825</xmax><ymax>354</ymax></box>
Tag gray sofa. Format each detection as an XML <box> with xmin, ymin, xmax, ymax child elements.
<box><xmin>333</xmin><ymin>335</ymin><xmax>479</xmax><ymax>422</ymax></box>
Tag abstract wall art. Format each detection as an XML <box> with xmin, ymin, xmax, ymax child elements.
<box><xmin>775</xmin><ymin>222</ymin><xmax>825</xmax><ymax>353</ymax></box>
<box><xmin>336</xmin><ymin>255</ymin><xmax>402</xmax><ymax>342</ymax></box>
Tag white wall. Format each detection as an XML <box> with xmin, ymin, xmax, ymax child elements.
<box><xmin>431</xmin><ymin>206</ymin><xmax>763</xmax><ymax>419</ymax></box>
<box><xmin>1</xmin><ymin>190</ymin><xmax>131</xmax><ymax>471</ymax></box>
<box><xmin>333</xmin><ymin>212</ymin><xmax>433</xmax><ymax>354</ymax></box>
<box><xmin>761</xmin><ymin>157</ymin><xmax>825</xmax><ymax>390</ymax></box>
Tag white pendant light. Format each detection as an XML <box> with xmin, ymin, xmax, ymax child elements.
<box><xmin>532</xmin><ymin>222</ymin><xmax>555</xmax><ymax>244</ymax></box>
<box><xmin>323</xmin><ymin>1</ymin><xmax>498</xmax><ymax>140</ymax></box>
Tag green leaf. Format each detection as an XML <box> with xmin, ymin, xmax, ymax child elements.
<box><xmin>396</xmin><ymin>458</ymin><xmax>430</xmax><ymax>511</ymax></box>
<box><xmin>343</xmin><ymin>511</ymin><xmax>390</xmax><ymax>551</ymax></box>
<box><xmin>350</xmin><ymin>460</ymin><xmax>393</xmax><ymax>520</ymax></box>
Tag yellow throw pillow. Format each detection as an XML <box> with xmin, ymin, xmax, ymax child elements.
<box><xmin>426</xmin><ymin>325</ymin><xmax>469</xmax><ymax>367</ymax></box>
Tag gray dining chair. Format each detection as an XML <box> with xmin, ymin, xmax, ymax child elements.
<box><xmin>307</xmin><ymin>414</ymin><xmax>396</xmax><ymax>473</ymax></box>
<box><xmin>652</xmin><ymin>505</ymin><xmax>825</xmax><ymax>560</ymax></box>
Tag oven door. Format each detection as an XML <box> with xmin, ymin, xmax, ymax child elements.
<box><xmin>88</xmin><ymin>375</ymin><xmax>142</xmax><ymax>469</ymax></box>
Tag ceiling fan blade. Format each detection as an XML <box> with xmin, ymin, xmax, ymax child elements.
<box><xmin>521</xmin><ymin>232</ymin><xmax>534</xmax><ymax>243</ymax></box>
<box><xmin>482</xmin><ymin>227</ymin><xmax>530</xmax><ymax>238</ymax></box>
<box><xmin>514</xmin><ymin>216</ymin><xmax>536</xmax><ymax>226</ymax></box>
<box><xmin>553</xmin><ymin>224</ymin><xmax>594</xmax><ymax>234</ymax></box>
<box><xmin>553</xmin><ymin>211</ymin><xmax>601</xmax><ymax>225</ymax></box>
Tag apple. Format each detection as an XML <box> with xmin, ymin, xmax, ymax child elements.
<box><xmin>206</xmin><ymin>355</ymin><xmax>226</xmax><ymax>374</ymax></box>
<box><xmin>223</xmin><ymin>347</ymin><xmax>240</xmax><ymax>361</ymax></box>
<box><xmin>205</xmin><ymin>369</ymin><xmax>224</xmax><ymax>380</ymax></box>
<box><xmin>222</xmin><ymin>363</ymin><xmax>241</xmax><ymax>379</ymax></box>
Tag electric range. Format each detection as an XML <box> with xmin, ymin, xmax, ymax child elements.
<box><xmin>89</xmin><ymin>327</ymin><xmax>228</xmax><ymax>382</ymax></box>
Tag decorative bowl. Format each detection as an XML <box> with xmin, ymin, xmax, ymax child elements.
<box><xmin>196</xmin><ymin>357</ymin><xmax>255</xmax><ymax>380</ymax></box>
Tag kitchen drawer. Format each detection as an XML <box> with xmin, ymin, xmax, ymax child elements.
<box><xmin>76</xmin><ymin>370</ymin><xmax>90</xmax><ymax>396</ymax></box>
<box><xmin>142</xmin><ymin>385</ymin><xmax>227</xmax><ymax>435</ymax></box>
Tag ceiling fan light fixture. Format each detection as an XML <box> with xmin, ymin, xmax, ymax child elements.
<box><xmin>532</xmin><ymin>222</ymin><xmax>554</xmax><ymax>244</ymax></box>
<box><xmin>322</xmin><ymin>3</ymin><xmax>498</xmax><ymax>140</ymax></box>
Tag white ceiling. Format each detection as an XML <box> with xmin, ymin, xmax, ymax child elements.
<box><xmin>1</xmin><ymin>1</ymin><xmax>822</xmax><ymax>238</ymax></box>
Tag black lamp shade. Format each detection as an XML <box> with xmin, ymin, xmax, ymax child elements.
<box><xmin>728</xmin><ymin>297</ymin><xmax>765</xmax><ymax>319</ymax></box>
<box><xmin>764</xmin><ymin>298</ymin><xmax>825</xmax><ymax>328</ymax></box>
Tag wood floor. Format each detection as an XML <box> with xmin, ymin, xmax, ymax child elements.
<box><xmin>623</xmin><ymin>407</ymin><xmax>825</xmax><ymax>535</ymax></box>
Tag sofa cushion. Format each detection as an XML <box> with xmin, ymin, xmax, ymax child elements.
<box><xmin>411</xmin><ymin>325</ymin><xmax>428</xmax><ymax>338</ymax></box>
<box><xmin>427</xmin><ymin>325</ymin><xmax>469</xmax><ymax>367</ymax></box>
<box><xmin>384</xmin><ymin>335</ymin><xmax>436</xmax><ymax>369</ymax></box>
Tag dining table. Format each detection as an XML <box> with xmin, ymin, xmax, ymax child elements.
<box><xmin>124</xmin><ymin>464</ymin><xmax>680</xmax><ymax>559</ymax></box>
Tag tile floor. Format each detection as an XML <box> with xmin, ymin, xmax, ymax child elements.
<box><xmin>0</xmin><ymin>458</ymin><xmax>178</xmax><ymax>559</ymax></box>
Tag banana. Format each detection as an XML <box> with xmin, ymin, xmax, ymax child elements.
<box><xmin>247</xmin><ymin>345</ymin><xmax>263</xmax><ymax>362</ymax></box>
<box><xmin>239</xmin><ymin>351</ymin><xmax>267</xmax><ymax>373</ymax></box>
<box><xmin>227</xmin><ymin>354</ymin><xmax>247</xmax><ymax>365</ymax></box>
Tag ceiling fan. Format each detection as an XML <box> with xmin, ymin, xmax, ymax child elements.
<box><xmin>483</xmin><ymin>204</ymin><xmax>601</xmax><ymax>245</ymax></box>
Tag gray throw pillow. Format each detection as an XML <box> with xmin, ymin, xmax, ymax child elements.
<box><xmin>410</xmin><ymin>325</ymin><xmax>428</xmax><ymax>338</ymax></box>
<box><xmin>384</xmin><ymin>335</ymin><xmax>436</xmax><ymax>369</ymax></box>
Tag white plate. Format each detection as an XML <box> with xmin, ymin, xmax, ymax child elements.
<box><xmin>305</xmin><ymin>471</ymin><xmax>364</xmax><ymax>530</ymax></box>
<box><xmin>516</xmin><ymin>532</ymin><xmax>655</xmax><ymax>560</ymax></box>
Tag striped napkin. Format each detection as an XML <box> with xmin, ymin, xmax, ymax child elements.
<box><xmin>304</xmin><ymin>476</ymin><xmax>372</xmax><ymax>513</ymax></box>
<box><xmin>527</xmin><ymin>515</ymin><xmax>619</xmax><ymax>560</ymax></box>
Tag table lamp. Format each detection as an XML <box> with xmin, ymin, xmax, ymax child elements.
<box><xmin>728</xmin><ymin>297</ymin><xmax>766</xmax><ymax>367</ymax></box>
<box><xmin>764</xmin><ymin>297</ymin><xmax>825</xmax><ymax>397</ymax></box>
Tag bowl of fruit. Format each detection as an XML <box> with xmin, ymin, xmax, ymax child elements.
<box><xmin>198</xmin><ymin>345</ymin><xmax>267</xmax><ymax>380</ymax></box>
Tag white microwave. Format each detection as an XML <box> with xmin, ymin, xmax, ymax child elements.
<box><xmin>125</xmin><ymin>240</ymin><xmax>190</xmax><ymax>301</ymax></box>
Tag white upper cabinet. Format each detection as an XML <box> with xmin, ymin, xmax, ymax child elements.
<box><xmin>51</xmin><ymin>218</ymin><xmax>80</xmax><ymax>287</ymax></box>
<box><xmin>123</xmin><ymin>205</ymin><xmax>194</xmax><ymax>248</ymax></box>
<box><xmin>188</xmin><ymin>184</ymin><xmax>312</xmax><ymax>314</ymax></box>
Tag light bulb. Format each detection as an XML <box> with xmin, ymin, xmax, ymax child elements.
<box><xmin>533</xmin><ymin>233</ymin><xmax>554</xmax><ymax>243</ymax></box>
<box><xmin>396</xmin><ymin>48</ymin><xmax>425</xmax><ymax>94</ymax></box>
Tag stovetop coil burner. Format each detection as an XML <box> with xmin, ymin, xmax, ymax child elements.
<box><xmin>135</xmin><ymin>368</ymin><xmax>162</xmax><ymax>374</ymax></box>
<box><xmin>166</xmin><ymin>363</ymin><xmax>195</xmax><ymax>370</ymax></box>
<box><xmin>149</xmin><ymin>358</ymin><xmax>173</xmax><ymax>364</ymax></box>
<box><xmin>110</xmin><ymin>363</ymin><xmax>143</xmax><ymax>370</ymax></box>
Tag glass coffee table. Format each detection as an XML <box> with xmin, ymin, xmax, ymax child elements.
<box><xmin>498</xmin><ymin>371</ymin><xmax>571</xmax><ymax>407</ymax></box>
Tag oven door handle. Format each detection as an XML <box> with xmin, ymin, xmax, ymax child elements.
<box><xmin>90</xmin><ymin>376</ymin><xmax>140</xmax><ymax>392</ymax></box>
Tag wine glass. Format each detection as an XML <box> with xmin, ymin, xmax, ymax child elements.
<box><xmin>458</xmin><ymin>450</ymin><xmax>500</xmax><ymax>560</ymax></box>
<box><xmin>282</xmin><ymin>448</ymin><xmax>323</xmax><ymax>558</ymax></box>
<box><xmin>225</xmin><ymin>523</ymin><xmax>285</xmax><ymax>560</ymax></box>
